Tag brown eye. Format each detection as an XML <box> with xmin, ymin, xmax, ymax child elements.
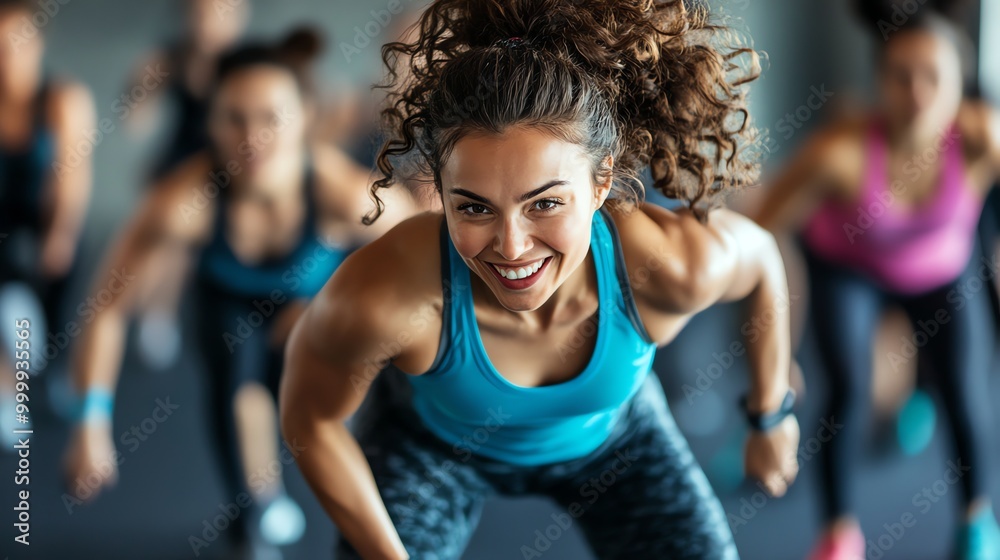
<box><xmin>533</xmin><ymin>199</ymin><xmax>562</xmax><ymax>212</ymax></box>
<box><xmin>458</xmin><ymin>203</ymin><xmax>491</xmax><ymax>215</ymax></box>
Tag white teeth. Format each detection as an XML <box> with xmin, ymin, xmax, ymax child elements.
<box><xmin>493</xmin><ymin>259</ymin><xmax>545</xmax><ymax>281</ymax></box>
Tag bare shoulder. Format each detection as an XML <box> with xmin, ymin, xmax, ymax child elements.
<box><xmin>306</xmin><ymin>211</ymin><xmax>446</xmax><ymax>368</ymax></box>
<box><xmin>610</xmin><ymin>203</ymin><xmax>765</xmax><ymax>313</ymax></box>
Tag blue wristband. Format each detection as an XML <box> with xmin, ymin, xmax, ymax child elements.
<box><xmin>75</xmin><ymin>388</ymin><xmax>114</xmax><ymax>423</ymax></box>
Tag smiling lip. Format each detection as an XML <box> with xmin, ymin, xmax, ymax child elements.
<box><xmin>486</xmin><ymin>257</ymin><xmax>551</xmax><ymax>291</ymax></box>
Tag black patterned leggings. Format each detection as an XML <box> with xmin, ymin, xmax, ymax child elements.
<box><xmin>335</xmin><ymin>372</ymin><xmax>739</xmax><ymax>560</ymax></box>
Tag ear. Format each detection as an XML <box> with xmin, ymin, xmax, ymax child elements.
<box><xmin>593</xmin><ymin>155</ymin><xmax>613</xmax><ymax>210</ymax></box>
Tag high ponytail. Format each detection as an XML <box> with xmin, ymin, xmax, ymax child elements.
<box><xmin>367</xmin><ymin>0</ymin><xmax>759</xmax><ymax>224</ymax></box>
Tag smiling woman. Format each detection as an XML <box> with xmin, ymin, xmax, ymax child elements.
<box><xmin>280</xmin><ymin>1</ymin><xmax>800</xmax><ymax>559</ymax></box>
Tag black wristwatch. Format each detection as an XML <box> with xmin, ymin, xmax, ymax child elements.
<box><xmin>740</xmin><ymin>389</ymin><xmax>796</xmax><ymax>432</ymax></box>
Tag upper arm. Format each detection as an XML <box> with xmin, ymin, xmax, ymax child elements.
<box><xmin>49</xmin><ymin>81</ymin><xmax>97</xmax><ymax>182</ymax></box>
<box><xmin>752</xmin><ymin>122</ymin><xmax>856</xmax><ymax>232</ymax></box>
<box><xmin>279</xmin><ymin>246</ymin><xmax>415</xmax><ymax>432</ymax></box>
<box><xmin>630</xmin><ymin>205</ymin><xmax>782</xmax><ymax>316</ymax></box>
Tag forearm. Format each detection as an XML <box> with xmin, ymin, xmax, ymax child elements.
<box><xmin>741</xmin><ymin>238</ymin><xmax>792</xmax><ymax>413</ymax></box>
<box><xmin>289</xmin><ymin>420</ymin><xmax>408</xmax><ymax>559</ymax></box>
<box><xmin>72</xmin><ymin>307</ymin><xmax>129</xmax><ymax>397</ymax></box>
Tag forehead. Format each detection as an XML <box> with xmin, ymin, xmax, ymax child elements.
<box><xmin>884</xmin><ymin>30</ymin><xmax>952</xmax><ymax>67</ymax></box>
<box><xmin>215</xmin><ymin>66</ymin><xmax>299</xmax><ymax>106</ymax></box>
<box><xmin>442</xmin><ymin>127</ymin><xmax>589</xmax><ymax>193</ymax></box>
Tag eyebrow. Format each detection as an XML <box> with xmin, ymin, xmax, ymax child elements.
<box><xmin>450</xmin><ymin>180</ymin><xmax>569</xmax><ymax>205</ymax></box>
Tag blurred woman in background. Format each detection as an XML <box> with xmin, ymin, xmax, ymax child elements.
<box><xmin>754</xmin><ymin>5</ymin><xmax>1000</xmax><ymax>559</ymax></box>
<box><xmin>0</xmin><ymin>0</ymin><xmax>94</xmax><ymax>445</ymax></box>
<box><xmin>123</xmin><ymin>0</ymin><xmax>251</xmax><ymax>370</ymax></box>
<box><xmin>62</xmin><ymin>27</ymin><xmax>417</xmax><ymax>559</ymax></box>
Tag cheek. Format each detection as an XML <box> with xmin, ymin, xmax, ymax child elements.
<box><xmin>539</xmin><ymin>215</ymin><xmax>590</xmax><ymax>259</ymax></box>
<box><xmin>449</xmin><ymin>222</ymin><xmax>492</xmax><ymax>260</ymax></box>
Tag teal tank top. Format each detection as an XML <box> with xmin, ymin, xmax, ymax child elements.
<box><xmin>407</xmin><ymin>208</ymin><xmax>658</xmax><ymax>466</ymax></box>
<box><xmin>197</xmin><ymin>167</ymin><xmax>349</xmax><ymax>299</ymax></box>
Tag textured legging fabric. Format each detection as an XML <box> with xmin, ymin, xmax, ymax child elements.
<box><xmin>335</xmin><ymin>371</ymin><xmax>739</xmax><ymax>560</ymax></box>
<box><xmin>804</xmin><ymin>243</ymin><xmax>995</xmax><ymax>520</ymax></box>
<box><xmin>195</xmin><ymin>282</ymin><xmax>286</xmax><ymax>544</ymax></box>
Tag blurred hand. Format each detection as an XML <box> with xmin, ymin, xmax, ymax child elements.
<box><xmin>744</xmin><ymin>414</ymin><xmax>800</xmax><ymax>497</ymax></box>
<box><xmin>63</xmin><ymin>420</ymin><xmax>119</xmax><ymax>503</ymax></box>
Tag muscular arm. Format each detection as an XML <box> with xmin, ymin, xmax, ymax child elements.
<box><xmin>280</xmin><ymin>243</ymin><xmax>416</xmax><ymax>560</ymax></box>
<box><xmin>639</xmin><ymin>207</ymin><xmax>792</xmax><ymax>413</ymax></box>
<box><xmin>630</xmin><ymin>205</ymin><xmax>799</xmax><ymax>495</ymax></box>
<box><xmin>42</xmin><ymin>82</ymin><xmax>96</xmax><ymax>278</ymax></box>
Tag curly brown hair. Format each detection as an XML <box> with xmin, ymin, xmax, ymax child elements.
<box><xmin>366</xmin><ymin>0</ymin><xmax>759</xmax><ymax>224</ymax></box>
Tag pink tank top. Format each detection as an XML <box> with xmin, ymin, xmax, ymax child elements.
<box><xmin>801</xmin><ymin>120</ymin><xmax>982</xmax><ymax>294</ymax></box>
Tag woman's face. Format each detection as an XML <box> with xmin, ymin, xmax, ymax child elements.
<box><xmin>208</xmin><ymin>65</ymin><xmax>307</xmax><ymax>186</ymax></box>
<box><xmin>0</xmin><ymin>7</ymin><xmax>44</xmax><ymax>92</ymax></box>
<box><xmin>441</xmin><ymin>126</ymin><xmax>611</xmax><ymax>313</ymax></box>
<box><xmin>880</xmin><ymin>29</ymin><xmax>962</xmax><ymax>136</ymax></box>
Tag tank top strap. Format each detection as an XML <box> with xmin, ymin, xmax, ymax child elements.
<box><xmin>595</xmin><ymin>207</ymin><xmax>655</xmax><ymax>344</ymax></box>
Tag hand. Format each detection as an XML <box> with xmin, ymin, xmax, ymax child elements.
<box><xmin>744</xmin><ymin>414</ymin><xmax>800</xmax><ymax>497</ymax></box>
<box><xmin>63</xmin><ymin>420</ymin><xmax>119</xmax><ymax>503</ymax></box>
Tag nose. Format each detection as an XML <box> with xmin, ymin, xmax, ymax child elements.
<box><xmin>493</xmin><ymin>216</ymin><xmax>532</xmax><ymax>262</ymax></box>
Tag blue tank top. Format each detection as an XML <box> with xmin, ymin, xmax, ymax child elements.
<box><xmin>0</xmin><ymin>83</ymin><xmax>55</xmax><ymax>232</ymax></box>
<box><xmin>196</xmin><ymin>167</ymin><xmax>349</xmax><ymax>299</ymax></box>
<box><xmin>407</xmin><ymin>208</ymin><xmax>658</xmax><ymax>466</ymax></box>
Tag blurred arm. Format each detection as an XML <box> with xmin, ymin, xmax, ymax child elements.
<box><xmin>42</xmin><ymin>82</ymin><xmax>96</xmax><ymax>278</ymax></box>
